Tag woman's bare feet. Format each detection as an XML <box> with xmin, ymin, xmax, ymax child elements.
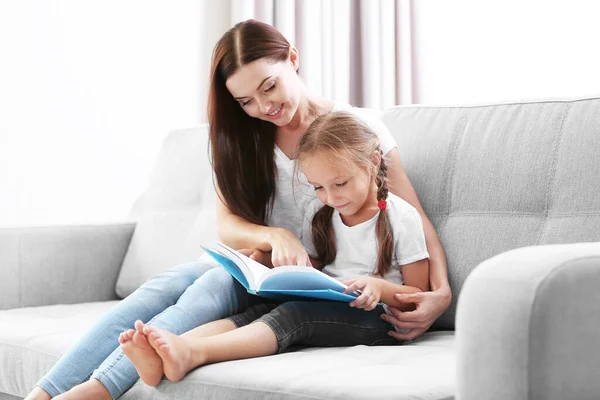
<box><xmin>118</xmin><ymin>320</ymin><xmax>164</xmax><ymax>386</ymax></box>
<box><xmin>52</xmin><ymin>379</ymin><xmax>110</xmax><ymax>400</ymax></box>
<box><xmin>144</xmin><ymin>325</ymin><xmax>205</xmax><ymax>382</ymax></box>
<box><xmin>24</xmin><ymin>386</ymin><xmax>51</xmax><ymax>400</ymax></box>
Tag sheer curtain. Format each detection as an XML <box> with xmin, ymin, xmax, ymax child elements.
<box><xmin>198</xmin><ymin>0</ymin><xmax>417</xmax><ymax>121</ymax></box>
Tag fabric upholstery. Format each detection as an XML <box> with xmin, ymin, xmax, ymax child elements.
<box><xmin>116</xmin><ymin>126</ymin><xmax>219</xmax><ymax>298</ymax></box>
<box><xmin>381</xmin><ymin>98</ymin><xmax>600</xmax><ymax>329</ymax></box>
<box><xmin>0</xmin><ymin>302</ymin><xmax>119</xmax><ymax>398</ymax></box>
<box><xmin>122</xmin><ymin>332</ymin><xmax>455</xmax><ymax>400</ymax></box>
<box><xmin>456</xmin><ymin>242</ymin><xmax>600</xmax><ymax>400</ymax></box>
<box><xmin>0</xmin><ymin>223</ymin><xmax>134</xmax><ymax>310</ymax></box>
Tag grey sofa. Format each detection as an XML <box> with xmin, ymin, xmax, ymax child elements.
<box><xmin>1</xmin><ymin>97</ymin><xmax>599</xmax><ymax>400</ymax></box>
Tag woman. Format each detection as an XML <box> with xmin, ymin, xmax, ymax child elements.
<box><xmin>27</xmin><ymin>19</ymin><xmax>450</xmax><ymax>400</ymax></box>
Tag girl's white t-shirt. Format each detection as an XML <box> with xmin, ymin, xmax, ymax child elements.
<box><xmin>266</xmin><ymin>104</ymin><xmax>397</xmax><ymax>238</ymax></box>
<box><xmin>300</xmin><ymin>193</ymin><xmax>430</xmax><ymax>285</ymax></box>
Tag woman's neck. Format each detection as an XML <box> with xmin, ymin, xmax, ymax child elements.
<box><xmin>281</xmin><ymin>89</ymin><xmax>334</xmax><ymax>135</ymax></box>
<box><xmin>276</xmin><ymin>89</ymin><xmax>335</xmax><ymax>159</ymax></box>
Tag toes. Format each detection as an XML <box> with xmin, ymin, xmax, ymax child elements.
<box><xmin>134</xmin><ymin>319</ymin><xmax>145</xmax><ymax>333</ymax></box>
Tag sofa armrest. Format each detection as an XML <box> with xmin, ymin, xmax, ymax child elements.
<box><xmin>0</xmin><ymin>222</ymin><xmax>136</xmax><ymax>310</ymax></box>
<box><xmin>456</xmin><ymin>242</ymin><xmax>600</xmax><ymax>400</ymax></box>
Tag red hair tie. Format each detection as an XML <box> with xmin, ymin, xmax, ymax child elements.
<box><xmin>378</xmin><ymin>199</ymin><xmax>387</xmax><ymax>210</ymax></box>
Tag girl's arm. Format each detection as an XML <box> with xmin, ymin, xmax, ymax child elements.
<box><xmin>215</xmin><ymin>185</ymin><xmax>312</xmax><ymax>267</ymax></box>
<box><xmin>343</xmin><ymin>259</ymin><xmax>429</xmax><ymax>311</ymax></box>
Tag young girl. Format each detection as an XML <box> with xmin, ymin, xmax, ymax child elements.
<box><xmin>120</xmin><ymin>111</ymin><xmax>430</xmax><ymax>385</ymax></box>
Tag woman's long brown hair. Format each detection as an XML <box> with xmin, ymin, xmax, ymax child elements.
<box><xmin>298</xmin><ymin>112</ymin><xmax>394</xmax><ymax>276</ymax></box>
<box><xmin>208</xmin><ymin>20</ymin><xmax>290</xmax><ymax>225</ymax></box>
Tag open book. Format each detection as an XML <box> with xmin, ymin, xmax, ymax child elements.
<box><xmin>202</xmin><ymin>242</ymin><xmax>359</xmax><ymax>303</ymax></box>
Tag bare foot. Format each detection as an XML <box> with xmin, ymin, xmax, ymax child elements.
<box><xmin>119</xmin><ymin>320</ymin><xmax>163</xmax><ymax>386</ymax></box>
<box><xmin>144</xmin><ymin>325</ymin><xmax>204</xmax><ymax>382</ymax></box>
<box><xmin>52</xmin><ymin>379</ymin><xmax>110</xmax><ymax>400</ymax></box>
<box><xmin>24</xmin><ymin>386</ymin><xmax>51</xmax><ymax>400</ymax></box>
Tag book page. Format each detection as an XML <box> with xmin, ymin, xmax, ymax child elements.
<box><xmin>214</xmin><ymin>243</ymin><xmax>271</xmax><ymax>289</ymax></box>
<box><xmin>258</xmin><ymin>266</ymin><xmax>348</xmax><ymax>292</ymax></box>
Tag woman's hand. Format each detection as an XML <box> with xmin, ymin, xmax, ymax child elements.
<box><xmin>380</xmin><ymin>289</ymin><xmax>451</xmax><ymax>341</ymax></box>
<box><xmin>342</xmin><ymin>276</ymin><xmax>383</xmax><ymax>311</ymax></box>
<box><xmin>237</xmin><ymin>248</ymin><xmax>272</xmax><ymax>268</ymax></box>
<box><xmin>265</xmin><ymin>228</ymin><xmax>312</xmax><ymax>267</ymax></box>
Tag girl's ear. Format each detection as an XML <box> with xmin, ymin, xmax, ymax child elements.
<box><xmin>371</xmin><ymin>150</ymin><xmax>382</xmax><ymax>169</ymax></box>
<box><xmin>289</xmin><ymin>47</ymin><xmax>300</xmax><ymax>71</ymax></box>
<box><xmin>369</xmin><ymin>151</ymin><xmax>382</xmax><ymax>180</ymax></box>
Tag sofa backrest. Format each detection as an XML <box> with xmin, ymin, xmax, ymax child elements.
<box><xmin>381</xmin><ymin>97</ymin><xmax>600</xmax><ymax>329</ymax></box>
<box><xmin>116</xmin><ymin>126</ymin><xmax>218</xmax><ymax>298</ymax></box>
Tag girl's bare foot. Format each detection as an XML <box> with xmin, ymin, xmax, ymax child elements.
<box><xmin>24</xmin><ymin>386</ymin><xmax>51</xmax><ymax>400</ymax></box>
<box><xmin>144</xmin><ymin>325</ymin><xmax>205</xmax><ymax>382</ymax></box>
<box><xmin>119</xmin><ymin>320</ymin><xmax>164</xmax><ymax>386</ymax></box>
<box><xmin>52</xmin><ymin>379</ymin><xmax>110</xmax><ymax>400</ymax></box>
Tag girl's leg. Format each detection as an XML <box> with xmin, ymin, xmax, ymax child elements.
<box><xmin>136</xmin><ymin>303</ymin><xmax>280</xmax><ymax>381</ymax></box>
<box><xmin>30</xmin><ymin>258</ymin><xmax>216</xmax><ymax>399</ymax></box>
<box><xmin>256</xmin><ymin>301</ymin><xmax>398</xmax><ymax>351</ymax></box>
<box><xmin>86</xmin><ymin>267</ymin><xmax>260</xmax><ymax>398</ymax></box>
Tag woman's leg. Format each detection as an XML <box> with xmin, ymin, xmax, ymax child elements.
<box><xmin>83</xmin><ymin>266</ymin><xmax>259</xmax><ymax>398</ymax></box>
<box><xmin>30</xmin><ymin>258</ymin><xmax>216</xmax><ymax>399</ymax></box>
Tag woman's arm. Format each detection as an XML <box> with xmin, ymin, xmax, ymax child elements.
<box><xmin>215</xmin><ymin>185</ymin><xmax>311</xmax><ymax>266</ymax></box>
<box><xmin>384</xmin><ymin>148</ymin><xmax>452</xmax><ymax>338</ymax></box>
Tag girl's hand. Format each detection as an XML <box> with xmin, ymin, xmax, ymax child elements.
<box><xmin>238</xmin><ymin>248</ymin><xmax>272</xmax><ymax>268</ymax></box>
<box><xmin>342</xmin><ymin>276</ymin><xmax>382</xmax><ymax>311</ymax></box>
<box><xmin>266</xmin><ymin>228</ymin><xmax>312</xmax><ymax>267</ymax></box>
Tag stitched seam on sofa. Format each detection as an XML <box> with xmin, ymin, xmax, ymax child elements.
<box><xmin>444</xmin><ymin>111</ymin><xmax>469</xmax><ymax>217</ymax></box>
<box><xmin>536</xmin><ymin>102</ymin><xmax>571</xmax><ymax>246</ymax></box>
<box><xmin>527</xmin><ymin>254</ymin><xmax>600</xmax><ymax>399</ymax></box>
<box><xmin>385</xmin><ymin>97</ymin><xmax>600</xmax><ymax>111</ymax></box>
<box><xmin>156</xmin><ymin>379</ymin><xmax>336</xmax><ymax>400</ymax></box>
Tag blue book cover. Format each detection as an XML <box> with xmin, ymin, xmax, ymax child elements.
<box><xmin>202</xmin><ymin>243</ymin><xmax>358</xmax><ymax>303</ymax></box>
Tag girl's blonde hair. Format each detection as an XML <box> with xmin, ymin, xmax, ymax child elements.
<box><xmin>297</xmin><ymin>111</ymin><xmax>393</xmax><ymax>276</ymax></box>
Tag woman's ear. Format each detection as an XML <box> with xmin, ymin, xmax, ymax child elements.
<box><xmin>289</xmin><ymin>47</ymin><xmax>300</xmax><ymax>71</ymax></box>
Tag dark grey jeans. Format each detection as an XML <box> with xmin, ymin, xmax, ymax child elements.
<box><xmin>227</xmin><ymin>300</ymin><xmax>398</xmax><ymax>353</ymax></box>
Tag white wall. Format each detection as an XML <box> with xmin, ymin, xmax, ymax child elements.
<box><xmin>0</xmin><ymin>1</ymin><xmax>201</xmax><ymax>226</ymax></box>
<box><xmin>413</xmin><ymin>0</ymin><xmax>600</xmax><ymax>104</ymax></box>
<box><xmin>3</xmin><ymin>1</ymin><xmax>599</xmax><ymax>226</ymax></box>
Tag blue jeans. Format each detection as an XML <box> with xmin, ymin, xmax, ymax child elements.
<box><xmin>37</xmin><ymin>255</ymin><xmax>258</xmax><ymax>399</ymax></box>
<box><xmin>228</xmin><ymin>301</ymin><xmax>398</xmax><ymax>352</ymax></box>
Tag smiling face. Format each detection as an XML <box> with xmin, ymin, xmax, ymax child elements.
<box><xmin>225</xmin><ymin>52</ymin><xmax>302</xmax><ymax>127</ymax></box>
<box><xmin>300</xmin><ymin>150</ymin><xmax>378</xmax><ymax>224</ymax></box>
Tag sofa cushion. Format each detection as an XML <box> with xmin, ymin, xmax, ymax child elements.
<box><xmin>0</xmin><ymin>301</ymin><xmax>119</xmax><ymax>398</ymax></box>
<box><xmin>116</xmin><ymin>126</ymin><xmax>219</xmax><ymax>298</ymax></box>
<box><xmin>381</xmin><ymin>98</ymin><xmax>600</xmax><ymax>330</ymax></box>
<box><xmin>120</xmin><ymin>331</ymin><xmax>455</xmax><ymax>400</ymax></box>
<box><xmin>0</xmin><ymin>303</ymin><xmax>454</xmax><ymax>399</ymax></box>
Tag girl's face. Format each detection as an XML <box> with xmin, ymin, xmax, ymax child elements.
<box><xmin>300</xmin><ymin>150</ymin><xmax>377</xmax><ymax>222</ymax></box>
<box><xmin>225</xmin><ymin>51</ymin><xmax>302</xmax><ymax>127</ymax></box>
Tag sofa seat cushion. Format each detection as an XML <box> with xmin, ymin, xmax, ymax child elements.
<box><xmin>0</xmin><ymin>300</ymin><xmax>455</xmax><ymax>400</ymax></box>
<box><xmin>121</xmin><ymin>331</ymin><xmax>455</xmax><ymax>400</ymax></box>
<box><xmin>0</xmin><ymin>301</ymin><xmax>118</xmax><ymax>397</ymax></box>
